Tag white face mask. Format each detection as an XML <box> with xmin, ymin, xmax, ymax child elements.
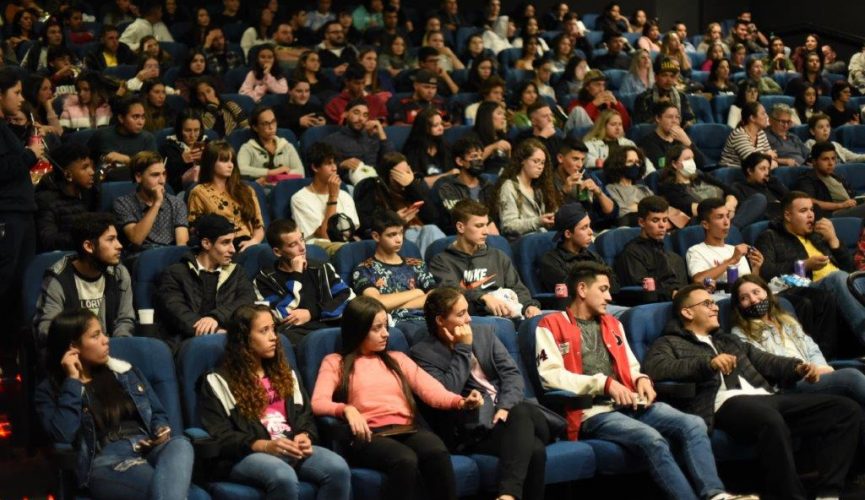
<box><xmin>681</xmin><ymin>158</ymin><xmax>698</xmax><ymax>177</ymax></box>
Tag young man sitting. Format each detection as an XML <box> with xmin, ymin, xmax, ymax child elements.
<box><xmin>351</xmin><ymin>210</ymin><xmax>436</xmax><ymax>339</ymax></box>
<box><xmin>254</xmin><ymin>218</ymin><xmax>354</xmax><ymax>344</ymax></box>
<box><xmin>535</xmin><ymin>262</ymin><xmax>753</xmax><ymax>500</ymax></box>
<box><xmin>290</xmin><ymin>142</ymin><xmax>361</xmax><ymax>255</ymax></box>
<box><xmin>112</xmin><ymin>151</ymin><xmax>188</xmax><ymax>262</ymax></box>
<box><xmin>614</xmin><ymin>196</ymin><xmax>688</xmax><ymax>301</ymax></box>
<box><xmin>156</xmin><ymin>214</ymin><xmax>256</xmax><ymax>348</ymax></box>
<box><xmin>553</xmin><ymin>137</ymin><xmax>617</xmax><ymax>231</ymax></box>
<box><xmin>755</xmin><ymin>191</ymin><xmax>865</xmax><ymax>346</ymax></box>
<box><xmin>433</xmin><ymin>136</ymin><xmax>497</xmax><ymax>233</ymax></box>
<box><xmin>429</xmin><ymin>199</ymin><xmax>541</xmax><ymax>319</ymax></box>
<box><xmin>686</xmin><ymin>198</ymin><xmax>763</xmax><ymax>290</ymax></box>
<box><xmin>539</xmin><ymin>203</ymin><xmax>612</xmax><ymax>293</ymax></box>
<box><xmin>644</xmin><ymin>283</ymin><xmax>862</xmax><ymax>500</ymax></box>
<box><xmin>34</xmin><ymin>212</ymin><xmax>135</xmax><ymax>348</ymax></box>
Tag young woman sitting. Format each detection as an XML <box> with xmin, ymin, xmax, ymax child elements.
<box><xmin>311</xmin><ymin>296</ymin><xmax>483</xmax><ymax>500</ymax></box>
<box><xmin>35</xmin><ymin>308</ymin><xmax>194</xmax><ymax>500</ymax></box>
<box><xmin>199</xmin><ymin>304</ymin><xmax>351</xmax><ymax>500</ymax></box>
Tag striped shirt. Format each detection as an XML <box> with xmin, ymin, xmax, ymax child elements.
<box><xmin>719</xmin><ymin>127</ymin><xmax>772</xmax><ymax>167</ymax></box>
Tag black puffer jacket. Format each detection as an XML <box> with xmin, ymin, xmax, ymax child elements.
<box><xmin>34</xmin><ymin>173</ymin><xmax>99</xmax><ymax>251</ymax></box>
<box><xmin>754</xmin><ymin>219</ymin><xmax>853</xmax><ymax>281</ymax></box>
<box><xmin>643</xmin><ymin>320</ymin><xmax>802</xmax><ymax>430</ymax></box>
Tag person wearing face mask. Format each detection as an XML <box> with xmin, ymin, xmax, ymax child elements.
<box><xmin>643</xmin><ymin>284</ymin><xmax>860</xmax><ymax>500</ymax></box>
<box><xmin>638</xmin><ymin>102</ymin><xmax>708</xmax><ymax>171</ymax></box>
<box><xmin>603</xmin><ymin>146</ymin><xmax>655</xmax><ymax>227</ymax></box>
<box><xmin>659</xmin><ymin>144</ymin><xmax>766</xmax><ymax>229</ymax></box>
<box><xmin>731</xmin><ymin>274</ymin><xmax>865</xmax><ymax>413</ymax></box>
<box><xmin>433</xmin><ymin>136</ymin><xmax>498</xmax><ymax>234</ymax></box>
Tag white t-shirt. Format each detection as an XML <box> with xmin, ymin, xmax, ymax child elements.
<box><xmin>685</xmin><ymin>242</ymin><xmax>751</xmax><ymax>282</ymax></box>
<box><xmin>694</xmin><ymin>333</ymin><xmax>770</xmax><ymax>412</ymax></box>
<box><xmin>290</xmin><ymin>187</ymin><xmax>360</xmax><ymax>242</ymax></box>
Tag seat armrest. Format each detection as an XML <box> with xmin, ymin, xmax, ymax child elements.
<box><xmin>542</xmin><ymin>390</ymin><xmax>593</xmax><ymax>410</ymax></box>
<box><xmin>316</xmin><ymin>416</ymin><xmax>353</xmax><ymax>448</ymax></box>
<box><xmin>655</xmin><ymin>381</ymin><xmax>696</xmax><ymax>399</ymax></box>
<box><xmin>829</xmin><ymin>359</ymin><xmax>865</xmax><ymax>372</ymax></box>
<box><xmin>183</xmin><ymin>427</ymin><xmax>220</xmax><ymax>459</ymax></box>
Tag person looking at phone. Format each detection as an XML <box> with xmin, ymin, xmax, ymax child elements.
<box><xmin>351</xmin><ymin>210</ymin><xmax>437</xmax><ymax>340</ymax></box>
<box><xmin>536</xmin><ymin>264</ymin><xmax>754</xmax><ymax>500</ymax></box>
<box><xmin>353</xmin><ymin>151</ymin><xmax>445</xmax><ymax>252</ymax></box>
<box><xmin>644</xmin><ymin>284</ymin><xmax>860</xmax><ymax>500</ymax></box>
<box><xmin>312</xmin><ymin>296</ymin><xmax>483</xmax><ymax>500</ymax></box>
<box><xmin>159</xmin><ymin>110</ymin><xmax>207</xmax><ymax>193</ymax></box>
<box><xmin>113</xmin><ymin>151</ymin><xmax>188</xmax><ymax>262</ymax></box>
<box><xmin>276</xmin><ymin>78</ymin><xmax>326</xmax><ymax>138</ymax></box>
<box><xmin>35</xmin><ymin>308</ymin><xmax>194</xmax><ymax>500</ymax></box>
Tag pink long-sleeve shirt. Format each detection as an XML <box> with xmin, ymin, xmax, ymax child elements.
<box><xmin>238</xmin><ymin>71</ymin><xmax>288</xmax><ymax>103</ymax></box>
<box><xmin>311</xmin><ymin>352</ymin><xmax>463</xmax><ymax>428</ymax></box>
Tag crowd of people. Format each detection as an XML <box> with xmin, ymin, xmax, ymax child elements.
<box><xmin>4</xmin><ymin>0</ymin><xmax>865</xmax><ymax>499</ymax></box>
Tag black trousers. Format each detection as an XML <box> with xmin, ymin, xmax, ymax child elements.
<box><xmin>714</xmin><ymin>393</ymin><xmax>862</xmax><ymax>500</ymax></box>
<box><xmin>345</xmin><ymin>428</ymin><xmax>456</xmax><ymax>500</ymax></box>
<box><xmin>465</xmin><ymin>402</ymin><xmax>549</xmax><ymax>500</ymax></box>
<box><xmin>0</xmin><ymin>212</ymin><xmax>35</xmax><ymax>346</ymax></box>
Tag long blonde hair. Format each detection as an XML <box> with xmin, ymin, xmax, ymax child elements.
<box><xmin>584</xmin><ymin>109</ymin><xmax>623</xmax><ymax>141</ymax></box>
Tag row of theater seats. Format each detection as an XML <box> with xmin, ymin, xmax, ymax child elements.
<box><xmin>67</xmin><ymin>294</ymin><xmax>814</xmax><ymax>498</ymax></box>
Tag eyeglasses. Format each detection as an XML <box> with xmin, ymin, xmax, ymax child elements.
<box><xmin>770</xmin><ymin>117</ymin><xmax>792</xmax><ymax>125</ymax></box>
<box><xmin>684</xmin><ymin>299</ymin><xmax>717</xmax><ymax>310</ymax></box>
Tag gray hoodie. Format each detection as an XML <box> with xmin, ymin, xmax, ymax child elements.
<box><xmin>429</xmin><ymin>242</ymin><xmax>539</xmax><ymax>316</ymax></box>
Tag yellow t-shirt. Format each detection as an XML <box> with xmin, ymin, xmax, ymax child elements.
<box><xmin>103</xmin><ymin>51</ymin><xmax>118</xmax><ymax>68</ymax></box>
<box><xmin>795</xmin><ymin>235</ymin><xmax>840</xmax><ymax>281</ymax></box>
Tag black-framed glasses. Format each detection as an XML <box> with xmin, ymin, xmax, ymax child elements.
<box><xmin>684</xmin><ymin>299</ymin><xmax>717</xmax><ymax>309</ymax></box>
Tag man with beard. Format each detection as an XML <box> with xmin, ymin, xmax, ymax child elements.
<box><xmin>112</xmin><ymin>151</ymin><xmax>189</xmax><ymax>262</ymax></box>
<box><xmin>633</xmin><ymin>57</ymin><xmax>695</xmax><ymax>126</ymax></box>
<box><xmin>317</xmin><ymin>20</ymin><xmax>358</xmax><ymax>69</ymax></box>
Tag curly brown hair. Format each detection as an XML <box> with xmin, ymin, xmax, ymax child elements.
<box><xmin>219</xmin><ymin>304</ymin><xmax>295</xmax><ymax>422</ymax></box>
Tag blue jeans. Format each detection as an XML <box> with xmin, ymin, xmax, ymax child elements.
<box><xmin>732</xmin><ymin>193</ymin><xmax>767</xmax><ymax>228</ymax></box>
<box><xmin>580</xmin><ymin>402</ymin><xmax>724</xmax><ymax>500</ymax></box>
<box><xmin>229</xmin><ymin>445</ymin><xmax>351</xmax><ymax>500</ymax></box>
<box><xmin>812</xmin><ymin>270</ymin><xmax>865</xmax><ymax>341</ymax></box>
<box><xmin>405</xmin><ymin>224</ymin><xmax>446</xmax><ymax>256</ymax></box>
<box><xmin>88</xmin><ymin>435</ymin><xmax>193</xmax><ymax>500</ymax></box>
<box><xmin>793</xmin><ymin>367</ymin><xmax>865</xmax><ymax>407</ymax></box>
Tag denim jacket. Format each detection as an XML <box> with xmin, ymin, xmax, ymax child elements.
<box><xmin>34</xmin><ymin>358</ymin><xmax>169</xmax><ymax>487</ymax></box>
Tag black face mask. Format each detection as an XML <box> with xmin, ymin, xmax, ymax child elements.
<box><xmin>624</xmin><ymin>165</ymin><xmax>642</xmax><ymax>181</ymax></box>
<box><xmin>466</xmin><ymin>160</ymin><xmax>485</xmax><ymax>178</ymax></box>
<box><xmin>741</xmin><ymin>299</ymin><xmax>771</xmax><ymax>319</ymax></box>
